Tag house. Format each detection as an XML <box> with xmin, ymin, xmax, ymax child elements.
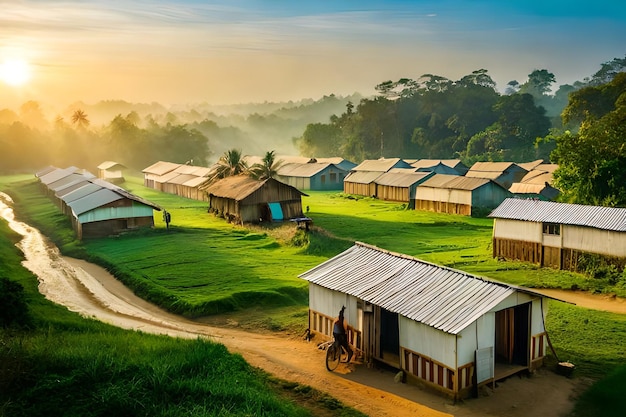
<box><xmin>410</xmin><ymin>159</ymin><xmax>468</xmax><ymax>175</ymax></box>
<box><xmin>413</xmin><ymin>174</ymin><xmax>512</xmax><ymax>216</ymax></box>
<box><xmin>299</xmin><ymin>242</ymin><xmax>556</xmax><ymax>399</ymax></box>
<box><xmin>465</xmin><ymin>162</ymin><xmax>528</xmax><ymax>190</ymax></box>
<box><xmin>373</xmin><ymin>169</ymin><xmax>435</xmax><ymax>205</ymax></box>
<box><xmin>508</xmin><ymin>182</ymin><xmax>560</xmax><ymax>201</ymax></box>
<box><xmin>489</xmin><ymin>198</ymin><xmax>626</xmax><ymax>270</ymax></box>
<box><xmin>344</xmin><ymin>158</ymin><xmax>412</xmax><ymax>196</ymax></box>
<box><xmin>37</xmin><ymin>167</ymin><xmax>161</xmax><ymax>239</ymax></box>
<box><xmin>97</xmin><ymin>161</ymin><xmax>126</xmax><ymax>184</ymax></box>
<box><xmin>275</xmin><ymin>162</ymin><xmax>349</xmax><ymax>191</ymax></box>
<box><xmin>201</xmin><ymin>175</ymin><xmax>307</xmax><ymax>224</ymax></box>
<box><xmin>142</xmin><ymin>161</ymin><xmax>181</xmax><ymax>188</ymax></box>
<box><xmin>142</xmin><ymin>161</ymin><xmax>215</xmax><ymax>200</ymax></box>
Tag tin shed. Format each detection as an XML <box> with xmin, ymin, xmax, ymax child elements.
<box><xmin>489</xmin><ymin>198</ymin><xmax>626</xmax><ymax>270</ymax></box>
<box><xmin>414</xmin><ymin>174</ymin><xmax>512</xmax><ymax>216</ymax></box>
<box><xmin>300</xmin><ymin>242</ymin><xmax>555</xmax><ymax>399</ymax></box>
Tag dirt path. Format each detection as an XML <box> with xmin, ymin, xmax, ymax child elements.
<box><xmin>63</xmin><ymin>258</ymin><xmax>587</xmax><ymax>417</ymax></box>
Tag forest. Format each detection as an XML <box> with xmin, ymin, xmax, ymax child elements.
<box><xmin>0</xmin><ymin>55</ymin><xmax>625</xmax><ymax>205</ymax></box>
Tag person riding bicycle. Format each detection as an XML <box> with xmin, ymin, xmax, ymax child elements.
<box><xmin>332</xmin><ymin>306</ymin><xmax>353</xmax><ymax>363</ymax></box>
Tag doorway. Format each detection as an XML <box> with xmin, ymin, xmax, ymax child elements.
<box><xmin>495</xmin><ymin>303</ymin><xmax>530</xmax><ymax>367</ymax></box>
<box><xmin>380</xmin><ymin>308</ymin><xmax>400</xmax><ymax>366</ymax></box>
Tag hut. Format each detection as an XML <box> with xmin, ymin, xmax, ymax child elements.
<box><xmin>37</xmin><ymin>168</ymin><xmax>161</xmax><ymax>239</ymax></box>
<box><xmin>64</xmin><ymin>180</ymin><xmax>161</xmax><ymax>240</ymax></box>
<box><xmin>344</xmin><ymin>158</ymin><xmax>412</xmax><ymax>196</ymax></box>
<box><xmin>373</xmin><ymin>169</ymin><xmax>434</xmax><ymax>205</ymax></box>
<box><xmin>142</xmin><ymin>161</ymin><xmax>181</xmax><ymax>188</ymax></box>
<box><xmin>465</xmin><ymin>162</ymin><xmax>528</xmax><ymax>190</ymax></box>
<box><xmin>201</xmin><ymin>175</ymin><xmax>307</xmax><ymax>224</ymax></box>
<box><xmin>275</xmin><ymin>162</ymin><xmax>349</xmax><ymax>191</ymax></box>
<box><xmin>489</xmin><ymin>198</ymin><xmax>626</xmax><ymax>270</ymax></box>
<box><xmin>413</xmin><ymin>174</ymin><xmax>512</xmax><ymax>216</ymax></box>
<box><xmin>300</xmin><ymin>242</ymin><xmax>556</xmax><ymax>399</ymax></box>
<box><xmin>97</xmin><ymin>161</ymin><xmax>126</xmax><ymax>184</ymax></box>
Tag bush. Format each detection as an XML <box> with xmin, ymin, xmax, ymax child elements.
<box><xmin>0</xmin><ymin>277</ymin><xmax>32</xmax><ymax>328</ymax></box>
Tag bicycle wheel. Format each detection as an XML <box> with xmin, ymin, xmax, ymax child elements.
<box><xmin>326</xmin><ymin>343</ymin><xmax>340</xmax><ymax>371</ymax></box>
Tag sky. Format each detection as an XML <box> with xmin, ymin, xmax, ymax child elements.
<box><xmin>1</xmin><ymin>0</ymin><xmax>625</xmax><ymax>111</ymax></box>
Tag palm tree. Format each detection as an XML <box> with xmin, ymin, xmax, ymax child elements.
<box><xmin>249</xmin><ymin>150</ymin><xmax>283</xmax><ymax>180</ymax></box>
<box><xmin>71</xmin><ymin>109</ymin><xmax>90</xmax><ymax>129</ymax></box>
<box><xmin>209</xmin><ymin>148</ymin><xmax>249</xmax><ymax>182</ymax></box>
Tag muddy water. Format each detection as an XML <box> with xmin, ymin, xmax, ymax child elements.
<box><xmin>0</xmin><ymin>192</ymin><xmax>212</xmax><ymax>337</ymax></box>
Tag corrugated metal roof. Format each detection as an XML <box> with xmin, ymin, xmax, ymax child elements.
<box><xmin>467</xmin><ymin>161</ymin><xmax>519</xmax><ymax>173</ymax></box>
<box><xmin>182</xmin><ymin>176</ymin><xmax>211</xmax><ymax>187</ymax></box>
<box><xmin>352</xmin><ymin>158</ymin><xmax>409</xmax><ymax>172</ymax></box>
<box><xmin>374</xmin><ymin>170</ymin><xmax>433</xmax><ymax>187</ymax></box>
<box><xmin>410</xmin><ymin>159</ymin><xmax>464</xmax><ymax>170</ymax></box>
<box><xmin>520</xmin><ymin>170</ymin><xmax>552</xmax><ymax>184</ymax></box>
<box><xmin>419</xmin><ymin>174</ymin><xmax>491</xmax><ymax>191</ymax></box>
<box><xmin>39</xmin><ymin>166</ymin><xmax>80</xmax><ymax>185</ymax></box>
<box><xmin>344</xmin><ymin>170</ymin><xmax>383</xmax><ymax>184</ymax></box>
<box><xmin>489</xmin><ymin>198</ymin><xmax>626</xmax><ymax>231</ymax></box>
<box><xmin>35</xmin><ymin>166</ymin><xmax>58</xmax><ymax>178</ymax></box>
<box><xmin>277</xmin><ymin>162</ymin><xmax>332</xmax><ymax>177</ymax></box>
<box><xmin>67</xmin><ymin>189</ymin><xmax>124</xmax><ymax>216</ymax></box>
<box><xmin>517</xmin><ymin>160</ymin><xmax>545</xmax><ymax>171</ymax></box>
<box><xmin>299</xmin><ymin>242</ymin><xmax>534</xmax><ymax>335</ymax></box>
<box><xmin>142</xmin><ymin>161</ymin><xmax>181</xmax><ymax>175</ymax></box>
<box><xmin>61</xmin><ymin>183</ymin><xmax>102</xmax><ymax>203</ymax></box>
<box><xmin>97</xmin><ymin>161</ymin><xmax>126</xmax><ymax>170</ymax></box>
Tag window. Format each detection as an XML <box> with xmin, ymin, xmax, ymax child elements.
<box><xmin>542</xmin><ymin>223</ymin><xmax>560</xmax><ymax>235</ymax></box>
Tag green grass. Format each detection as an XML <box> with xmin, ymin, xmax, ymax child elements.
<box><xmin>0</xmin><ymin>215</ymin><xmax>365</xmax><ymax>417</ymax></box>
<box><xmin>3</xmin><ymin>174</ymin><xmax>626</xmax><ymax>415</ymax></box>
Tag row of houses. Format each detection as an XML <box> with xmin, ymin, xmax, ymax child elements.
<box><xmin>36</xmin><ymin>166</ymin><xmax>161</xmax><ymax>239</ymax></box>
<box><xmin>343</xmin><ymin>158</ymin><xmax>560</xmax><ymax>216</ymax></box>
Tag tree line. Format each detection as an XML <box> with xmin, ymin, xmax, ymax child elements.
<box><xmin>295</xmin><ymin>57</ymin><xmax>625</xmax><ymax>165</ymax></box>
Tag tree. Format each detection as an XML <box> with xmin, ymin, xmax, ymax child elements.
<box><xmin>249</xmin><ymin>150</ymin><xmax>283</xmax><ymax>180</ymax></box>
<box><xmin>209</xmin><ymin>148</ymin><xmax>249</xmax><ymax>182</ymax></box>
<box><xmin>71</xmin><ymin>109</ymin><xmax>90</xmax><ymax>129</ymax></box>
<box><xmin>552</xmin><ymin>74</ymin><xmax>626</xmax><ymax>206</ymax></box>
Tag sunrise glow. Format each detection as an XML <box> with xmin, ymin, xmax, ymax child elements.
<box><xmin>0</xmin><ymin>59</ymin><xmax>31</xmax><ymax>87</ymax></box>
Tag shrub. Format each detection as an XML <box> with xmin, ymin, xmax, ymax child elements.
<box><xmin>0</xmin><ymin>277</ymin><xmax>32</xmax><ymax>328</ymax></box>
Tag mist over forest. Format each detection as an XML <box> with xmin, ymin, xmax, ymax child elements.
<box><xmin>0</xmin><ymin>55</ymin><xmax>624</xmax><ymax>179</ymax></box>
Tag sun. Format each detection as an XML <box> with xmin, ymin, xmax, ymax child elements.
<box><xmin>1</xmin><ymin>58</ymin><xmax>32</xmax><ymax>86</ymax></box>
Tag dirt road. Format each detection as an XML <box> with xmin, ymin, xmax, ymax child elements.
<box><xmin>63</xmin><ymin>258</ymin><xmax>585</xmax><ymax>417</ymax></box>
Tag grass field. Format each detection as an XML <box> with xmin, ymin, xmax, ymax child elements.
<box><xmin>3</xmin><ymin>174</ymin><xmax>626</xmax><ymax>416</ymax></box>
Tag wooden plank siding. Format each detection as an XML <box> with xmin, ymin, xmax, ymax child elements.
<box><xmin>402</xmin><ymin>347</ymin><xmax>474</xmax><ymax>398</ymax></box>
<box><xmin>308</xmin><ymin>309</ymin><xmax>363</xmax><ymax>357</ymax></box>
<box><xmin>414</xmin><ymin>199</ymin><xmax>472</xmax><ymax>216</ymax></box>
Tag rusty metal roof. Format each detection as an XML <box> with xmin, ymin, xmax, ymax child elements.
<box><xmin>489</xmin><ymin>198</ymin><xmax>626</xmax><ymax>231</ymax></box>
<box><xmin>298</xmin><ymin>242</ymin><xmax>543</xmax><ymax>335</ymax></box>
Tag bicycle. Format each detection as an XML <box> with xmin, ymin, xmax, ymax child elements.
<box><xmin>323</xmin><ymin>338</ymin><xmax>349</xmax><ymax>371</ymax></box>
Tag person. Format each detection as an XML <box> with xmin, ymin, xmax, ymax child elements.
<box><xmin>332</xmin><ymin>306</ymin><xmax>353</xmax><ymax>363</ymax></box>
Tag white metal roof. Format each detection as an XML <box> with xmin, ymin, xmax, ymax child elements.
<box><xmin>489</xmin><ymin>198</ymin><xmax>626</xmax><ymax>232</ymax></box>
<box><xmin>298</xmin><ymin>242</ymin><xmax>545</xmax><ymax>335</ymax></box>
